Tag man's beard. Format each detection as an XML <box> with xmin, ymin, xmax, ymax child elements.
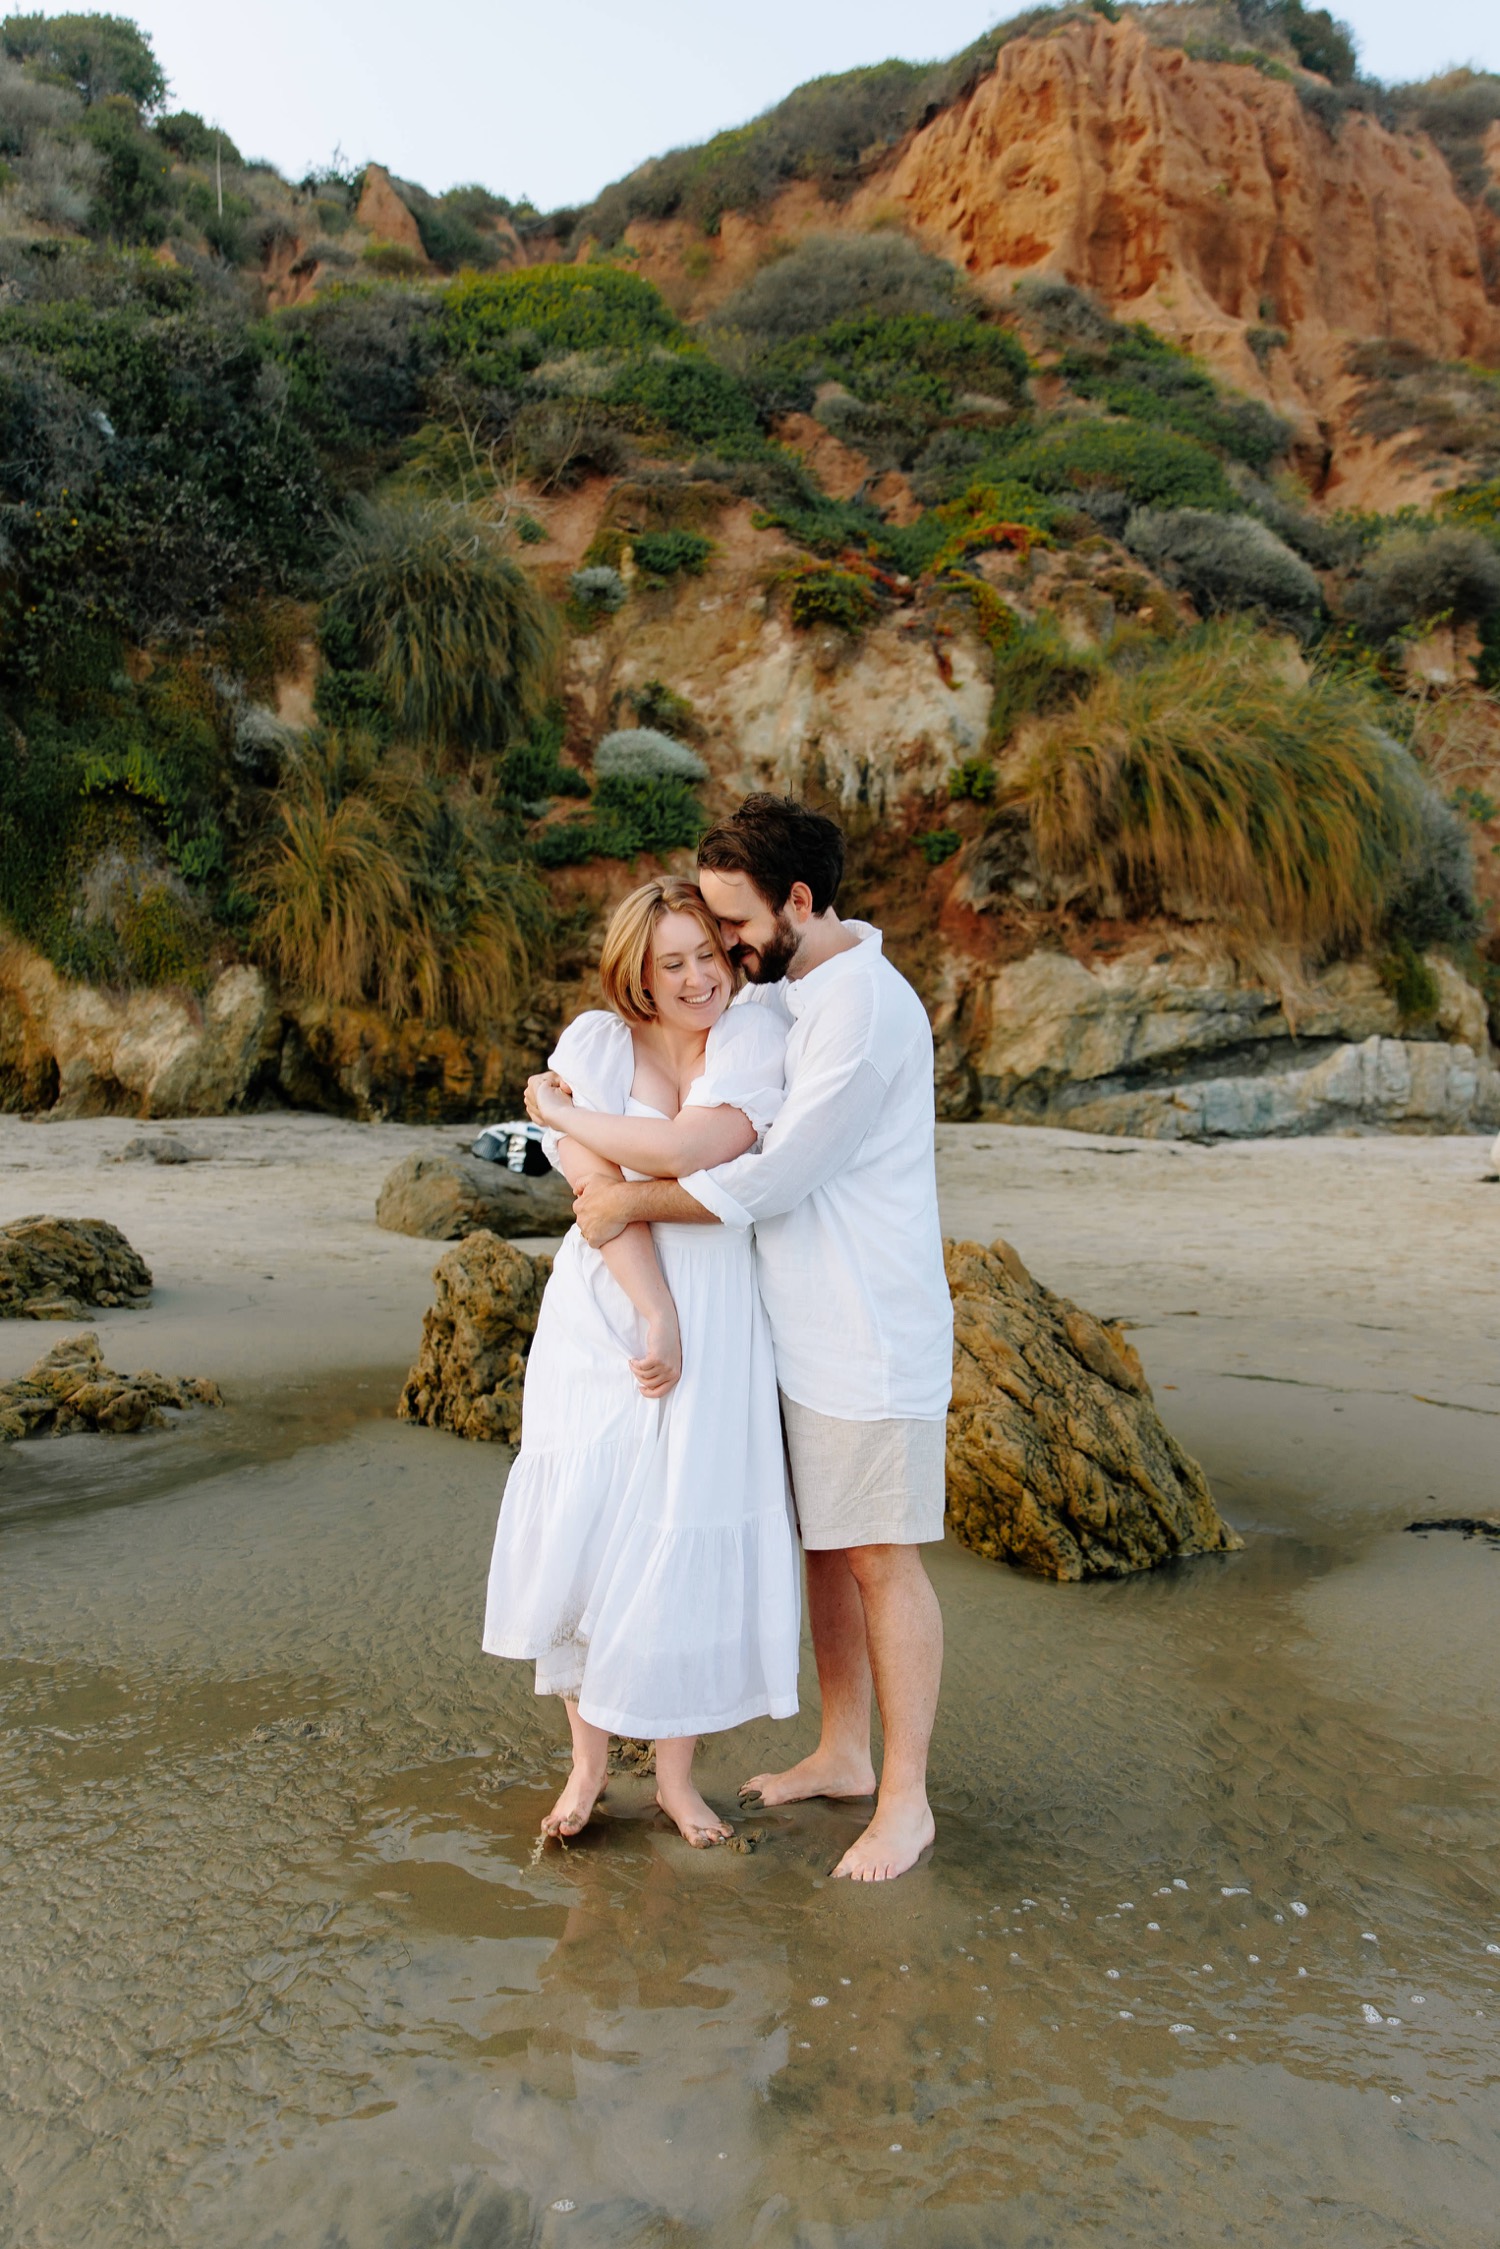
<box><xmin>737</xmin><ymin>910</ymin><xmax>799</xmax><ymax>985</ymax></box>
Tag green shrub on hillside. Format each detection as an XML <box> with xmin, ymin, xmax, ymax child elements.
<box><xmin>323</xmin><ymin>498</ymin><xmax>559</xmax><ymax>761</ymax></box>
<box><xmin>1344</xmin><ymin>525</ymin><xmax>1500</xmax><ymax>646</ymax></box>
<box><xmin>0</xmin><ymin>296</ymin><xmax>325</xmax><ymax>665</ymax></box>
<box><xmin>1125</xmin><ymin>506</ymin><xmax>1323</xmax><ymax>633</ymax></box>
<box><xmin>1389</xmin><ymin>69</ymin><xmax>1500</xmax><ymax>198</ymax></box>
<box><xmin>579</xmin><ymin>19</ymin><xmax>1060</xmax><ymax>242</ymax></box>
<box><xmin>786</xmin><ymin>564</ymin><xmax>881</xmax><ymax>634</ymax></box>
<box><xmin>0</xmin><ymin>13</ymin><xmax>167</xmax><ymax>109</ymax></box>
<box><xmin>1383</xmin><ymin>788</ymin><xmax>1481</xmax><ymax>948</ymax></box>
<box><xmin>1010</xmin><ymin>276</ymin><xmax>1117</xmax><ymax>352</ymax></box>
<box><xmin>252</xmin><ymin>729</ymin><xmax>544</xmax><ymax>1029</ymax></box>
<box><xmin>594</xmin><ymin>728</ymin><xmax>707</xmax><ymax>784</ymax></box>
<box><xmin>997</xmin><ymin>419</ymin><xmax>1235</xmax><ymax>512</ymax></box>
<box><xmin>269</xmin><ymin>286</ymin><xmax>439</xmax><ymax>456</ymax></box>
<box><xmin>441</xmin><ymin>264</ymin><xmax>682</xmax><ymax>384</ymax></box>
<box><xmin>988</xmin><ymin>619</ymin><xmax>1101</xmax><ymax>748</ymax></box>
<box><xmin>81</xmin><ymin>96</ymin><xmax>173</xmax><ymax>243</ymax></box>
<box><xmin>1240</xmin><ymin>0</ymin><xmax>1358</xmax><ymax>83</ymax></box>
<box><xmin>757</xmin><ymin>310</ymin><xmax>1031</xmax><ymax>425</ymax></box>
<box><xmin>532</xmin><ymin>761</ymin><xmax>706</xmax><ymax>866</ymax></box>
<box><xmin>716</xmin><ymin>234</ymin><xmax>968</xmax><ymax>339</ymax></box>
<box><xmin>629</xmin><ymin>530</ymin><xmax>713</xmax><ymax>581</ymax></box>
<box><xmin>604</xmin><ymin>348</ymin><xmax>759</xmax><ymax>447</ymax></box>
<box><xmin>568</xmin><ymin>564</ymin><xmax>627</xmax><ymax>614</ymax></box>
<box><xmin>1022</xmin><ymin>622</ymin><xmax>1451</xmax><ymax>949</ymax></box>
<box><xmin>630</xmin><ymin>677</ymin><xmax>700</xmax><ymax>736</ymax></box>
<box><xmin>1060</xmin><ymin>326</ymin><xmax>1290</xmax><ymax>471</ymax></box>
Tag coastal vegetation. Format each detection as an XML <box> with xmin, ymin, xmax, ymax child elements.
<box><xmin>0</xmin><ymin>5</ymin><xmax>1495</xmax><ymax>1089</ymax></box>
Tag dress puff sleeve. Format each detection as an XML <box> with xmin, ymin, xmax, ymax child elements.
<box><xmin>540</xmin><ymin>1010</ymin><xmax>633</xmax><ymax>1170</ymax></box>
<box><xmin>682</xmin><ymin>1002</ymin><xmax>788</xmax><ymax>1143</ymax></box>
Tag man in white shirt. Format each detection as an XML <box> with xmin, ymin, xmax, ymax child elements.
<box><xmin>562</xmin><ymin>796</ymin><xmax>952</xmax><ymax>1883</ymax></box>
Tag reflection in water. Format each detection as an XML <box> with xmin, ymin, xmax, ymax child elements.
<box><xmin>1</xmin><ymin>1381</ymin><xmax>1497</xmax><ymax>2247</ymax></box>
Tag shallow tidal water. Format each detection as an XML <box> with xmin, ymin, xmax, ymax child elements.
<box><xmin>2</xmin><ymin>1371</ymin><xmax>1498</xmax><ymax>2249</ymax></box>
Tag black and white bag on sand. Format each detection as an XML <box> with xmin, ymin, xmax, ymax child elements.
<box><xmin>471</xmin><ymin>1121</ymin><xmax>551</xmax><ymax>1176</ymax></box>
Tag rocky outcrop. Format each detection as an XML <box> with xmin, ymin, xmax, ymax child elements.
<box><xmin>353</xmin><ymin>163</ymin><xmax>429</xmax><ymax>264</ymax></box>
<box><xmin>565</xmin><ymin>500</ymin><xmax>991</xmax><ymax>811</ymax></box>
<box><xmin>397</xmin><ymin>1222</ymin><xmax>1234</xmax><ymax>1582</ymax></box>
<box><xmin>945</xmin><ymin>1237</ymin><xmax>1238</xmax><ymax>1580</ymax></box>
<box><xmin>882</xmin><ymin>20</ymin><xmax>1499</xmax><ymax>384</ymax></box>
<box><xmin>277</xmin><ymin>1000</ymin><xmax>545</xmax><ymax>1125</ymax></box>
<box><xmin>623</xmin><ymin>17</ymin><xmax>1500</xmax><ymax>507</ymax></box>
<box><xmin>0</xmin><ymin>1217</ymin><xmax>152</xmax><ymax>1319</ymax></box>
<box><xmin>0</xmin><ymin>1331</ymin><xmax>221</xmax><ymax>1441</ymax></box>
<box><xmin>1047</xmin><ymin>1033</ymin><xmax>1500</xmax><ymax>1140</ymax></box>
<box><xmin>376</xmin><ymin>1151</ymin><xmax>573</xmax><ymax>1239</ymax></box>
<box><xmin>0</xmin><ymin>943</ymin><xmax>278</xmax><ymax>1118</ymax></box>
<box><xmin>937</xmin><ymin>941</ymin><xmax>1500</xmax><ymax>1136</ymax></box>
<box><xmin>397</xmin><ymin>1231</ymin><xmax>552</xmax><ymax>1445</ymax></box>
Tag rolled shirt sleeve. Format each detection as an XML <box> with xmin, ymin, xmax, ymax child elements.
<box><xmin>682</xmin><ymin>1051</ymin><xmax>889</xmax><ymax>1227</ymax></box>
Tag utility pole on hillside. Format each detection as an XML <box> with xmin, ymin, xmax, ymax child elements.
<box><xmin>215</xmin><ymin>126</ymin><xmax>223</xmax><ymax>218</ymax></box>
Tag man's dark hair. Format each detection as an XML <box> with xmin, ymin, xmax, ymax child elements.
<box><xmin>697</xmin><ymin>794</ymin><xmax>846</xmax><ymax>914</ymax></box>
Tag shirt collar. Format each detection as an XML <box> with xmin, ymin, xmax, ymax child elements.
<box><xmin>782</xmin><ymin>921</ymin><xmax>882</xmax><ymax>1018</ymax></box>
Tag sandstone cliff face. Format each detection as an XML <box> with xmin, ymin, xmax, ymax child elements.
<box><xmin>623</xmin><ymin>18</ymin><xmax>1500</xmax><ymax>505</ymax></box>
<box><xmin>559</xmin><ymin>502</ymin><xmax>991</xmax><ymax>810</ymax></box>
<box><xmin>353</xmin><ymin>163</ymin><xmax>430</xmax><ymax>263</ymax></box>
<box><xmin>0</xmin><ymin>948</ymin><xmax>279</xmax><ymax>1119</ymax></box>
<box><xmin>879</xmin><ymin>23</ymin><xmax>1497</xmax><ymax>367</ymax></box>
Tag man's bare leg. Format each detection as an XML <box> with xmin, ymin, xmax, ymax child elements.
<box><xmin>541</xmin><ymin>1700</ymin><xmax>610</xmax><ymax>1839</ymax></box>
<box><xmin>830</xmin><ymin>1544</ymin><xmax>941</xmax><ymax>1883</ymax></box>
<box><xmin>740</xmin><ymin>1547</ymin><xmax>878</xmax><ymax>1805</ymax></box>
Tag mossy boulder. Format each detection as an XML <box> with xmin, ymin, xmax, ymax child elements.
<box><xmin>376</xmin><ymin>1151</ymin><xmax>573</xmax><ymax>1240</ymax></box>
<box><xmin>397</xmin><ymin>1231</ymin><xmax>552</xmax><ymax>1446</ymax></box>
<box><xmin>944</xmin><ymin>1236</ymin><xmax>1239</xmax><ymax>1579</ymax></box>
<box><xmin>0</xmin><ymin>1330</ymin><xmax>221</xmax><ymax>1442</ymax></box>
<box><xmin>0</xmin><ymin>1216</ymin><xmax>152</xmax><ymax>1319</ymax></box>
<box><xmin>399</xmin><ymin>1224</ymin><xmax>1238</xmax><ymax>1582</ymax></box>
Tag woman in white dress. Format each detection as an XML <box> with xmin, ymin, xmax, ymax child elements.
<box><xmin>482</xmin><ymin>878</ymin><xmax>799</xmax><ymax>1847</ymax></box>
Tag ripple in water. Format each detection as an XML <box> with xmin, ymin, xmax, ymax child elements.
<box><xmin>1</xmin><ymin>1379</ymin><xmax>1497</xmax><ymax>2247</ymax></box>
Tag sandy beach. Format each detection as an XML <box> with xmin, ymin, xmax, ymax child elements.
<box><xmin>2</xmin><ymin>1109</ymin><xmax>1495</xmax><ymax>1511</ymax></box>
<box><xmin>3</xmin><ymin>1113</ymin><xmax>1498</xmax><ymax>2249</ymax></box>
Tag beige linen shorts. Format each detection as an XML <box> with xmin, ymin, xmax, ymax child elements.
<box><xmin>780</xmin><ymin>1392</ymin><xmax>947</xmax><ymax>1550</ymax></box>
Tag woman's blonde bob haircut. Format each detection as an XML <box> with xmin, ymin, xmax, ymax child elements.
<box><xmin>598</xmin><ymin>878</ymin><xmax>737</xmax><ymax>1026</ymax></box>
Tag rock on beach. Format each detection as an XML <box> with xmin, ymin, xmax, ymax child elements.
<box><xmin>397</xmin><ymin>1231</ymin><xmax>552</xmax><ymax>1445</ymax></box>
<box><xmin>945</xmin><ymin>1237</ymin><xmax>1239</xmax><ymax>1579</ymax></box>
<box><xmin>398</xmin><ymin>1225</ymin><xmax>1237</xmax><ymax>1579</ymax></box>
<box><xmin>0</xmin><ymin>1330</ymin><xmax>222</xmax><ymax>1441</ymax></box>
<box><xmin>0</xmin><ymin>1215</ymin><xmax>153</xmax><ymax>1319</ymax></box>
<box><xmin>376</xmin><ymin>1152</ymin><xmax>574</xmax><ymax>1241</ymax></box>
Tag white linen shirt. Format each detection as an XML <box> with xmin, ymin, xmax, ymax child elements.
<box><xmin>682</xmin><ymin>923</ymin><xmax>953</xmax><ymax>1422</ymax></box>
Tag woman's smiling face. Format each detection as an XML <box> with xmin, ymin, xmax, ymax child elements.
<box><xmin>645</xmin><ymin>909</ymin><xmax>732</xmax><ymax>1032</ymax></box>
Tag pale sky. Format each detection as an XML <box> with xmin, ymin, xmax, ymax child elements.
<box><xmin>126</xmin><ymin>0</ymin><xmax>1500</xmax><ymax>209</ymax></box>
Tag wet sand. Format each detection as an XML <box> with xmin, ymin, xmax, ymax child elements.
<box><xmin>2</xmin><ymin>1113</ymin><xmax>1498</xmax><ymax>2247</ymax></box>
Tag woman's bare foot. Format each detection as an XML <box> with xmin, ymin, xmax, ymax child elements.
<box><xmin>540</xmin><ymin>1758</ymin><xmax>608</xmax><ymax>1842</ymax></box>
<box><xmin>655</xmin><ymin>1778</ymin><xmax>733</xmax><ymax>1848</ymax></box>
<box><xmin>630</xmin><ymin>1309</ymin><xmax>681</xmax><ymax>1399</ymax></box>
<box><xmin>830</xmin><ymin>1791</ymin><xmax>935</xmax><ymax>1883</ymax></box>
<box><xmin>739</xmin><ymin>1750</ymin><xmax>876</xmax><ymax>1808</ymax></box>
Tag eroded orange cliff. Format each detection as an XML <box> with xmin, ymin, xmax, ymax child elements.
<box><xmin>620</xmin><ymin>18</ymin><xmax>1500</xmax><ymax>505</ymax></box>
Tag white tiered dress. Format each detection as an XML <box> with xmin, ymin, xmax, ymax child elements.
<box><xmin>481</xmin><ymin>1004</ymin><xmax>801</xmax><ymax>1739</ymax></box>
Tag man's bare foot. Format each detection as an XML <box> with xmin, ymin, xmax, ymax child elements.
<box><xmin>655</xmin><ymin>1779</ymin><xmax>733</xmax><ymax>1848</ymax></box>
<box><xmin>540</xmin><ymin>1759</ymin><xmax>608</xmax><ymax>1841</ymax></box>
<box><xmin>630</xmin><ymin>1310</ymin><xmax>681</xmax><ymax>1399</ymax></box>
<box><xmin>739</xmin><ymin>1750</ymin><xmax>877</xmax><ymax>1808</ymax></box>
<box><xmin>830</xmin><ymin>1793</ymin><xmax>935</xmax><ymax>1883</ymax></box>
